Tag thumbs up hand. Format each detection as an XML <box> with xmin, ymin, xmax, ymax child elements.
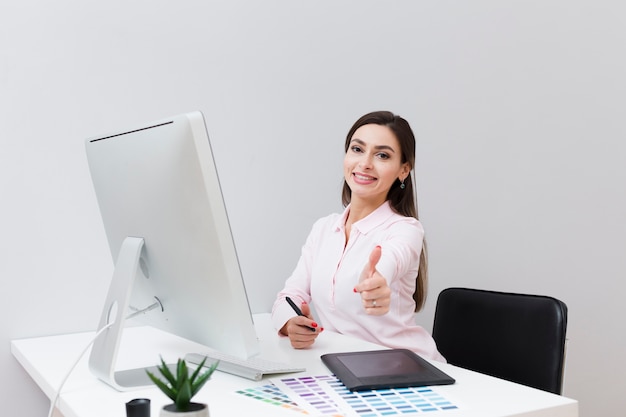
<box><xmin>353</xmin><ymin>245</ymin><xmax>391</xmax><ymax>315</ymax></box>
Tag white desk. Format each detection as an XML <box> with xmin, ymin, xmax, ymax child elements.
<box><xmin>12</xmin><ymin>314</ymin><xmax>577</xmax><ymax>417</ymax></box>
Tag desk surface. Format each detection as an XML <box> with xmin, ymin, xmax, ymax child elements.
<box><xmin>12</xmin><ymin>313</ymin><xmax>577</xmax><ymax>417</ymax></box>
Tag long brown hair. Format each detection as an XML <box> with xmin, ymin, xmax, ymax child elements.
<box><xmin>341</xmin><ymin>111</ymin><xmax>428</xmax><ymax>311</ymax></box>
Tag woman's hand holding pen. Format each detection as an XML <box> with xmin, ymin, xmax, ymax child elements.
<box><xmin>354</xmin><ymin>245</ymin><xmax>391</xmax><ymax>315</ymax></box>
<box><xmin>281</xmin><ymin>298</ymin><xmax>322</xmax><ymax>349</ymax></box>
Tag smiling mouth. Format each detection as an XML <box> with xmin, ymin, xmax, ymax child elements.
<box><xmin>353</xmin><ymin>173</ymin><xmax>376</xmax><ymax>183</ymax></box>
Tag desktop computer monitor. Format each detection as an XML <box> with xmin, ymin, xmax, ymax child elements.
<box><xmin>85</xmin><ymin>111</ymin><xmax>260</xmax><ymax>391</ymax></box>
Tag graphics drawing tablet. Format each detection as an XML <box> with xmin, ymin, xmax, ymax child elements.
<box><xmin>321</xmin><ymin>349</ymin><xmax>455</xmax><ymax>391</ymax></box>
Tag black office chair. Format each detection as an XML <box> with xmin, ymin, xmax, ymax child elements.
<box><xmin>432</xmin><ymin>287</ymin><xmax>568</xmax><ymax>394</ymax></box>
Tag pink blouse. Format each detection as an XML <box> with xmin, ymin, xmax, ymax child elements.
<box><xmin>271</xmin><ymin>201</ymin><xmax>445</xmax><ymax>362</ymax></box>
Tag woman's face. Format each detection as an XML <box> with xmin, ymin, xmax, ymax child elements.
<box><xmin>344</xmin><ymin>123</ymin><xmax>410</xmax><ymax>206</ymax></box>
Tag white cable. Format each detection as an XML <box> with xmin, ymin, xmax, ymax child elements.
<box><xmin>47</xmin><ymin>322</ymin><xmax>115</xmax><ymax>417</ymax></box>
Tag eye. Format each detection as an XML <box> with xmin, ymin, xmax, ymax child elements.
<box><xmin>350</xmin><ymin>145</ymin><xmax>363</xmax><ymax>153</ymax></box>
<box><xmin>376</xmin><ymin>152</ymin><xmax>390</xmax><ymax>160</ymax></box>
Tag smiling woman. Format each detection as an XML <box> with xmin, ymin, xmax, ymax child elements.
<box><xmin>340</xmin><ymin>112</ymin><xmax>428</xmax><ymax>315</ymax></box>
<box><xmin>271</xmin><ymin>111</ymin><xmax>443</xmax><ymax>362</ymax></box>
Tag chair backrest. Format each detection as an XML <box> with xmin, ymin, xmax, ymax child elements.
<box><xmin>432</xmin><ymin>287</ymin><xmax>568</xmax><ymax>394</ymax></box>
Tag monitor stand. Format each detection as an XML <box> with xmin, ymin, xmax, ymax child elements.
<box><xmin>88</xmin><ymin>236</ymin><xmax>163</xmax><ymax>391</ymax></box>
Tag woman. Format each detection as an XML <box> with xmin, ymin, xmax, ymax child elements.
<box><xmin>271</xmin><ymin>111</ymin><xmax>444</xmax><ymax>362</ymax></box>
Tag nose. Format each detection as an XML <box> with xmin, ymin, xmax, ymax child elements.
<box><xmin>358</xmin><ymin>153</ymin><xmax>374</xmax><ymax>169</ymax></box>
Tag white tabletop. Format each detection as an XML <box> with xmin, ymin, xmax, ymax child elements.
<box><xmin>11</xmin><ymin>313</ymin><xmax>577</xmax><ymax>417</ymax></box>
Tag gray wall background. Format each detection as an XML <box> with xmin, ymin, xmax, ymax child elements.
<box><xmin>2</xmin><ymin>1</ymin><xmax>624</xmax><ymax>416</ymax></box>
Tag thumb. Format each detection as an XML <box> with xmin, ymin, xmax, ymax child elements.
<box><xmin>365</xmin><ymin>245</ymin><xmax>382</xmax><ymax>277</ymax></box>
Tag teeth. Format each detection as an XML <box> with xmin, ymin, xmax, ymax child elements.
<box><xmin>355</xmin><ymin>174</ymin><xmax>374</xmax><ymax>181</ymax></box>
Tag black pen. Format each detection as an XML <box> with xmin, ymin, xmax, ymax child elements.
<box><xmin>285</xmin><ymin>296</ymin><xmax>317</xmax><ymax>332</ymax></box>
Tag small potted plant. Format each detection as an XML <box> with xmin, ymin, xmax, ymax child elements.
<box><xmin>146</xmin><ymin>356</ymin><xmax>219</xmax><ymax>417</ymax></box>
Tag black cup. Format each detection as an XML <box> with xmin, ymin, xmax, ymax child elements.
<box><xmin>126</xmin><ymin>398</ymin><xmax>151</xmax><ymax>417</ymax></box>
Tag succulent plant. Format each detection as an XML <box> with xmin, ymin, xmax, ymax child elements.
<box><xmin>146</xmin><ymin>356</ymin><xmax>219</xmax><ymax>412</ymax></box>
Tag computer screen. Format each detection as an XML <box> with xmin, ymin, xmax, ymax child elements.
<box><xmin>85</xmin><ymin>111</ymin><xmax>260</xmax><ymax>391</ymax></box>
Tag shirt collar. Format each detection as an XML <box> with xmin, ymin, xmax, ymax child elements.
<box><xmin>332</xmin><ymin>201</ymin><xmax>395</xmax><ymax>235</ymax></box>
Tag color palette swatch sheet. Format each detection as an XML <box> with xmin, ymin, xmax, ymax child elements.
<box><xmin>272</xmin><ymin>375</ymin><xmax>462</xmax><ymax>417</ymax></box>
<box><xmin>234</xmin><ymin>383</ymin><xmax>309</xmax><ymax>415</ymax></box>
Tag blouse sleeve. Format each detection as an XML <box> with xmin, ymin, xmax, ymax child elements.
<box><xmin>270</xmin><ymin>217</ymin><xmax>326</xmax><ymax>332</ymax></box>
<box><xmin>376</xmin><ymin>219</ymin><xmax>424</xmax><ymax>288</ymax></box>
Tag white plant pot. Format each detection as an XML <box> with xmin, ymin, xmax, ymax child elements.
<box><xmin>160</xmin><ymin>402</ymin><xmax>209</xmax><ymax>417</ymax></box>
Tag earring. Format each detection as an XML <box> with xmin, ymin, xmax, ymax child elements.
<box><xmin>400</xmin><ymin>179</ymin><xmax>406</xmax><ymax>189</ymax></box>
